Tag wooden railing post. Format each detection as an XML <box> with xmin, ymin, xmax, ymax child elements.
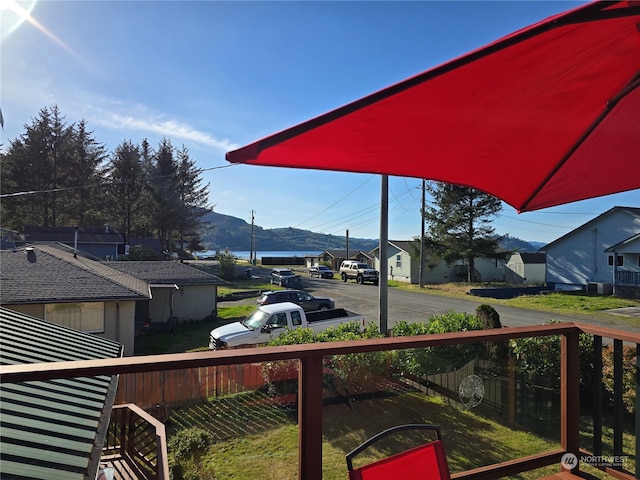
<box><xmin>561</xmin><ymin>331</ymin><xmax>580</xmax><ymax>471</ymax></box>
<box><xmin>119</xmin><ymin>407</ymin><xmax>128</xmax><ymax>457</ymax></box>
<box><xmin>613</xmin><ymin>339</ymin><xmax>623</xmax><ymax>455</ymax></box>
<box><xmin>592</xmin><ymin>335</ymin><xmax>603</xmax><ymax>456</ymax></box>
<box><xmin>298</xmin><ymin>355</ymin><xmax>323</xmax><ymax>480</ymax></box>
<box><xmin>636</xmin><ymin>343</ymin><xmax>639</xmax><ymax>480</ymax></box>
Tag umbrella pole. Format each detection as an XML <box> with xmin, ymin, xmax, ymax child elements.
<box><xmin>379</xmin><ymin>175</ymin><xmax>389</xmax><ymax>336</ymax></box>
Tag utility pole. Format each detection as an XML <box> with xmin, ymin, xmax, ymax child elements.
<box><xmin>345</xmin><ymin>229</ymin><xmax>349</xmax><ymax>261</ymax></box>
<box><xmin>250</xmin><ymin>210</ymin><xmax>255</xmax><ymax>265</ymax></box>
<box><xmin>419</xmin><ymin>179</ymin><xmax>425</xmax><ymax>288</ymax></box>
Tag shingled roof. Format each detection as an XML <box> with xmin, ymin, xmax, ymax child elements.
<box><xmin>0</xmin><ymin>307</ymin><xmax>123</xmax><ymax>479</ymax></box>
<box><xmin>105</xmin><ymin>260</ymin><xmax>226</xmax><ymax>286</ymax></box>
<box><xmin>0</xmin><ymin>244</ymin><xmax>150</xmax><ymax>305</ymax></box>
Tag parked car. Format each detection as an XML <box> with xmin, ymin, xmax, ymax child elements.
<box><xmin>309</xmin><ymin>265</ymin><xmax>334</xmax><ymax>278</ymax></box>
<box><xmin>339</xmin><ymin>260</ymin><xmax>379</xmax><ymax>285</ymax></box>
<box><xmin>257</xmin><ymin>289</ymin><xmax>335</xmax><ymax>311</ymax></box>
<box><xmin>270</xmin><ymin>268</ymin><xmax>302</xmax><ymax>288</ymax></box>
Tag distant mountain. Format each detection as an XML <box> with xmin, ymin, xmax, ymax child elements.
<box><xmin>200</xmin><ymin>212</ymin><xmax>541</xmax><ymax>253</ymax></box>
<box><xmin>200</xmin><ymin>212</ymin><xmax>378</xmax><ymax>252</ymax></box>
<box><xmin>499</xmin><ymin>234</ymin><xmax>539</xmax><ymax>252</ymax></box>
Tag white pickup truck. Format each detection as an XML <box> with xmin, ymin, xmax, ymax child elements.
<box><xmin>209</xmin><ymin>302</ymin><xmax>364</xmax><ymax>350</ymax></box>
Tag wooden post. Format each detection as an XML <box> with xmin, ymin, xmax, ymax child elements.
<box><xmin>593</xmin><ymin>336</ymin><xmax>603</xmax><ymax>456</ymax></box>
<box><xmin>560</xmin><ymin>331</ymin><xmax>580</xmax><ymax>472</ymax></box>
<box><xmin>508</xmin><ymin>354</ymin><xmax>516</xmax><ymax>425</ymax></box>
<box><xmin>298</xmin><ymin>356</ymin><xmax>323</xmax><ymax>480</ymax></box>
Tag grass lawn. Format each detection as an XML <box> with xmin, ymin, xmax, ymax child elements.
<box><xmin>392</xmin><ymin>281</ymin><xmax>639</xmax><ymax>321</ymax></box>
<box><xmin>134</xmin><ymin>303</ymin><xmax>256</xmax><ymax>354</ymax></box>
<box><xmin>169</xmin><ymin>389</ymin><xmax>632</xmax><ymax>479</ymax></box>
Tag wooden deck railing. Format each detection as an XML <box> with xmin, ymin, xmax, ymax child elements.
<box><xmin>1</xmin><ymin>322</ymin><xmax>638</xmax><ymax>480</ymax></box>
<box><xmin>101</xmin><ymin>403</ymin><xmax>169</xmax><ymax>480</ymax></box>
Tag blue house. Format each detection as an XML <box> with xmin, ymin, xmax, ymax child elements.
<box><xmin>23</xmin><ymin>225</ymin><xmax>125</xmax><ymax>260</ymax></box>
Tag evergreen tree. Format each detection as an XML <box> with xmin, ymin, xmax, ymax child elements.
<box><xmin>147</xmin><ymin>138</ymin><xmax>180</xmax><ymax>252</ymax></box>
<box><xmin>1</xmin><ymin>106</ymin><xmax>213</xmax><ymax>259</ymax></box>
<box><xmin>423</xmin><ymin>182</ymin><xmax>504</xmax><ymax>282</ymax></box>
<box><xmin>1</xmin><ymin>138</ymin><xmax>30</xmax><ymax>230</ymax></box>
<box><xmin>0</xmin><ymin>105</ymin><xmax>73</xmax><ymax>229</ymax></box>
<box><xmin>135</xmin><ymin>138</ymin><xmax>156</xmax><ymax>238</ymax></box>
<box><xmin>105</xmin><ymin>140</ymin><xmax>145</xmax><ymax>242</ymax></box>
<box><xmin>66</xmin><ymin>119</ymin><xmax>107</xmax><ymax>226</ymax></box>
<box><xmin>175</xmin><ymin>145</ymin><xmax>210</xmax><ymax>258</ymax></box>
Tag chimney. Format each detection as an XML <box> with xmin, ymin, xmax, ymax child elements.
<box><xmin>74</xmin><ymin>226</ymin><xmax>78</xmax><ymax>258</ymax></box>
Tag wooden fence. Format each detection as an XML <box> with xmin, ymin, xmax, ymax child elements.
<box><xmin>115</xmin><ymin>363</ymin><xmax>275</xmax><ymax>410</ymax></box>
<box><xmin>115</xmin><ymin>356</ymin><xmax>505</xmax><ymax>414</ymax></box>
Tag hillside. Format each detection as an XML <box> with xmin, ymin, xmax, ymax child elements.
<box><xmin>200</xmin><ymin>212</ymin><xmax>539</xmax><ymax>253</ymax></box>
<box><xmin>200</xmin><ymin>212</ymin><xmax>378</xmax><ymax>252</ymax></box>
<box><xmin>499</xmin><ymin>234</ymin><xmax>540</xmax><ymax>252</ymax></box>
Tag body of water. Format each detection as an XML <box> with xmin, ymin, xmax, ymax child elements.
<box><xmin>195</xmin><ymin>250</ymin><xmax>322</xmax><ymax>260</ymax></box>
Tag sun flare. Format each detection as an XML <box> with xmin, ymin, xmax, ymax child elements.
<box><xmin>1</xmin><ymin>0</ymin><xmax>37</xmax><ymax>40</ymax></box>
<box><xmin>1</xmin><ymin>0</ymin><xmax>75</xmax><ymax>56</ymax></box>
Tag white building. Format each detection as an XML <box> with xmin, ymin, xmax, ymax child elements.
<box><xmin>542</xmin><ymin>206</ymin><xmax>640</xmax><ymax>296</ymax></box>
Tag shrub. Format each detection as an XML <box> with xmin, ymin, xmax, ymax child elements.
<box><xmin>169</xmin><ymin>427</ymin><xmax>214</xmax><ymax>460</ymax></box>
<box><xmin>509</xmin><ymin>320</ymin><xmax>594</xmax><ymax>391</ymax></box>
<box><xmin>391</xmin><ymin>312</ymin><xmax>485</xmax><ymax>376</ymax></box>
<box><xmin>602</xmin><ymin>343</ymin><xmax>636</xmax><ymax>413</ymax></box>
<box><xmin>127</xmin><ymin>244</ymin><xmax>158</xmax><ymax>260</ymax></box>
<box><xmin>264</xmin><ymin>321</ymin><xmax>388</xmax><ymax>398</ymax></box>
<box><xmin>168</xmin><ymin>427</ymin><xmax>215</xmax><ymax>480</ymax></box>
<box><xmin>217</xmin><ymin>249</ymin><xmax>236</xmax><ymax>280</ymax></box>
<box><xmin>476</xmin><ymin>304</ymin><xmax>502</xmax><ymax>329</ymax></box>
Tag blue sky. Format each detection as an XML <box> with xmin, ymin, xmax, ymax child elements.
<box><xmin>2</xmin><ymin>0</ymin><xmax>638</xmax><ymax>245</ymax></box>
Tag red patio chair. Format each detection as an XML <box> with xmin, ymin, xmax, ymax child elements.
<box><xmin>346</xmin><ymin>424</ymin><xmax>451</xmax><ymax>480</ymax></box>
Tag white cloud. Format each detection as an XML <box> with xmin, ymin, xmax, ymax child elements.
<box><xmin>89</xmin><ymin>111</ymin><xmax>239</xmax><ymax>152</ymax></box>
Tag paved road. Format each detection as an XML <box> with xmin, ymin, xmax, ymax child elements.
<box><xmin>230</xmin><ymin>264</ymin><xmax>638</xmax><ymax>335</ymax></box>
<box><xmin>307</xmin><ymin>277</ymin><xmax>640</xmax><ymax>332</ymax></box>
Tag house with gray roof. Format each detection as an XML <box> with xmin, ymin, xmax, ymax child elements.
<box><xmin>1</xmin><ymin>243</ymin><xmax>149</xmax><ymax>355</ymax></box>
<box><xmin>372</xmin><ymin>240</ymin><xmax>506</xmax><ymax>284</ymax></box>
<box><xmin>105</xmin><ymin>261</ymin><xmax>227</xmax><ymax>329</ymax></box>
<box><xmin>0</xmin><ymin>307</ymin><xmax>123</xmax><ymax>480</ymax></box>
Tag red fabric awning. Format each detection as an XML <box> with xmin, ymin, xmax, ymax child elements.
<box><xmin>226</xmin><ymin>1</ymin><xmax>640</xmax><ymax>212</ymax></box>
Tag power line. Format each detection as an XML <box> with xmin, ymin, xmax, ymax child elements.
<box><xmin>0</xmin><ymin>163</ymin><xmax>235</xmax><ymax>198</ymax></box>
<box><xmin>291</xmin><ymin>174</ymin><xmax>376</xmax><ymax>229</ymax></box>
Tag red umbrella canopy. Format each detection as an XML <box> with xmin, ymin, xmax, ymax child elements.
<box><xmin>227</xmin><ymin>1</ymin><xmax>640</xmax><ymax>213</ymax></box>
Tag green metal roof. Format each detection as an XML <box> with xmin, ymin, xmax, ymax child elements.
<box><xmin>0</xmin><ymin>307</ymin><xmax>123</xmax><ymax>480</ymax></box>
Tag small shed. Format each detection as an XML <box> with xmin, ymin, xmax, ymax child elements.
<box><xmin>105</xmin><ymin>261</ymin><xmax>227</xmax><ymax>327</ymax></box>
<box><xmin>505</xmin><ymin>252</ymin><xmax>546</xmax><ymax>285</ymax></box>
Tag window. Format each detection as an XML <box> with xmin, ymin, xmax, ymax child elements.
<box><xmin>291</xmin><ymin>310</ymin><xmax>302</xmax><ymax>326</ymax></box>
<box><xmin>268</xmin><ymin>313</ymin><xmax>288</xmax><ymax>328</ymax></box>
<box><xmin>608</xmin><ymin>255</ymin><xmax>624</xmax><ymax>266</ymax></box>
<box><xmin>396</xmin><ymin>255</ymin><xmax>402</xmax><ymax>268</ymax></box>
<box><xmin>45</xmin><ymin>302</ymin><xmax>104</xmax><ymax>333</ymax></box>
